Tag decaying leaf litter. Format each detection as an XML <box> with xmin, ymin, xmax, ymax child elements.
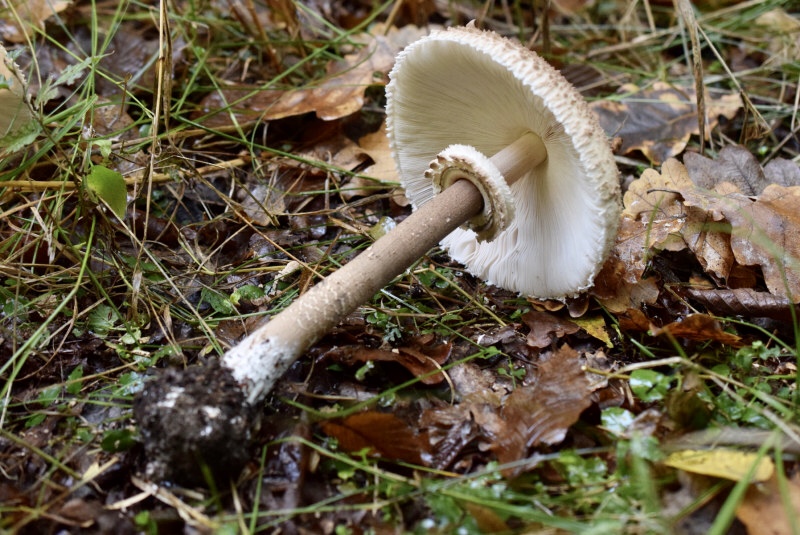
<box><xmin>1</xmin><ymin>0</ymin><xmax>799</xmax><ymax>533</ymax></box>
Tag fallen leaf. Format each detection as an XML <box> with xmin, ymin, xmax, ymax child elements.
<box><xmin>321</xmin><ymin>334</ymin><xmax>451</xmax><ymax>384</ymax></box>
<box><xmin>355</xmin><ymin>122</ymin><xmax>399</xmax><ymax>184</ymax></box>
<box><xmin>721</xmin><ymin>185</ymin><xmax>800</xmax><ymax>302</ymax></box>
<box><xmin>755</xmin><ymin>8</ymin><xmax>800</xmax><ymax>66</ymax></box>
<box><xmin>684</xmin><ymin>145</ymin><xmax>775</xmax><ymax>195</ymax></box>
<box><xmin>651</xmin><ymin>313</ymin><xmax>743</xmax><ymax>347</ymax></box>
<box><xmin>663</xmin><ymin>449</ymin><xmax>774</xmax><ymax>482</ymax></box>
<box><xmin>571</xmin><ymin>315</ymin><xmax>613</xmax><ymax>348</ymax></box>
<box><xmin>685</xmin><ymin>287</ymin><xmax>797</xmax><ymax>322</ymax></box>
<box><xmin>320</xmin><ymin>411</ymin><xmax>430</xmax><ymax>464</ymax></box>
<box><xmin>623</xmin><ymin>158</ymin><xmax>690</xmax><ymax>219</ymax></box>
<box><xmin>521</xmin><ymin>310</ymin><xmax>580</xmax><ymax>349</ymax></box>
<box><xmin>0</xmin><ymin>0</ymin><xmax>70</xmax><ymax>43</ymax></box>
<box><xmin>764</xmin><ymin>158</ymin><xmax>800</xmax><ymax>188</ymax></box>
<box><xmin>198</xmin><ymin>25</ymin><xmax>432</xmax><ymax>127</ymax></box>
<box><xmin>680</xmin><ymin>205</ymin><xmax>735</xmax><ymax>282</ymax></box>
<box><xmin>591</xmin><ymin>82</ymin><xmax>741</xmax><ymax>164</ymax></box>
<box><xmin>419</xmin><ymin>402</ymin><xmax>482</xmax><ymax>469</ymax></box>
<box><xmin>489</xmin><ymin>345</ymin><xmax>592</xmax><ymax>468</ymax></box>
<box><xmin>737</xmin><ymin>473</ymin><xmax>800</xmax><ymax>535</ymax></box>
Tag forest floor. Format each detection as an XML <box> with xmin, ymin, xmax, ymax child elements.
<box><xmin>1</xmin><ymin>0</ymin><xmax>800</xmax><ymax>533</ymax></box>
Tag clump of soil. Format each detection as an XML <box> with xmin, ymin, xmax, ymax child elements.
<box><xmin>133</xmin><ymin>361</ymin><xmax>259</xmax><ymax>485</ymax></box>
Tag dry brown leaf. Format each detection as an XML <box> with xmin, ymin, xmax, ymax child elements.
<box><xmin>721</xmin><ymin>185</ymin><xmax>800</xmax><ymax>303</ymax></box>
<box><xmin>198</xmin><ymin>25</ymin><xmax>431</xmax><ymax>127</ymax></box>
<box><xmin>355</xmin><ymin>122</ymin><xmax>399</xmax><ymax>184</ymax></box>
<box><xmin>522</xmin><ymin>310</ymin><xmax>580</xmax><ymax>349</ymax></box>
<box><xmin>489</xmin><ymin>345</ymin><xmax>592</xmax><ymax>468</ymax></box>
<box><xmin>651</xmin><ymin>313</ymin><xmax>743</xmax><ymax>347</ymax></box>
<box><xmin>624</xmin><ymin>159</ymin><xmax>691</xmax><ymax>218</ymax></box>
<box><xmin>755</xmin><ymin>8</ymin><xmax>800</xmax><ymax>66</ymax></box>
<box><xmin>0</xmin><ymin>0</ymin><xmax>70</xmax><ymax>43</ymax></box>
<box><xmin>681</xmin><ymin>205</ymin><xmax>735</xmax><ymax>281</ymax></box>
<box><xmin>764</xmin><ymin>158</ymin><xmax>800</xmax><ymax>188</ymax></box>
<box><xmin>599</xmin><ymin>158</ymin><xmax>737</xmax><ymax>311</ymax></box>
<box><xmin>591</xmin><ymin>216</ymin><xmax>661</xmax><ymax>314</ymax></box>
<box><xmin>591</xmin><ymin>82</ymin><xmax>741</xmax><ymax>164</ymax></box>
<box><xmin>685</xmin><ymin>145</ymin><xmax>774</xmax><ymax>195</ymax></box>
<box><xmin>685</xmin><ymin>287</ymin><xmax>796</xmax><ymax>322</ymax></box>
<box><xmin>320</xmin><ymin>412</ymin><xmax>429</xmax><ymax>464</ymax></box>
<box><xmin>737</xmin><ymin>473</ymin><xmax>800</xmax><ymax>535</ymax></box>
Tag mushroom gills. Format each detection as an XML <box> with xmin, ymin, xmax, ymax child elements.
<box><xmin>426</xmin><ymin>131</ymin><xmax>547</xmax><ymax>241</ymax></box>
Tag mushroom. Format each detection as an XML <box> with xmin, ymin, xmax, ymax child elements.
<box><xmin>388</xmin><ymin>25</ymin><xmax>620</xmax><ymax>298</ymax></box>
<box><xmin>134</xmin><ymin>24</ymin><xmax>620</xmax><ymax>483</ymax></box>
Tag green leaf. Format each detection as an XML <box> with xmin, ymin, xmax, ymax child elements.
<box><xmin>601</xmin><ymin>407</ymin><xmax>635</xmax><ymax>436</ymax></box>
<box><xmin>200</xmin><ymin>287</ymin><xmax>236</xmax><ymax>315</ymax></box>
<box><xmin>87</xmin><ymin>303</ymin><xmax>120</xmax><ymax>337</ymax></box>
<box><xmin>37</xmin><ymin>384</ymin><xmax>62</xmax><ymax>406</ymax></box>
<box><xmin>85</xmin><ymin>164</ymin><xmax>127</xmax><ymax>219</ymax></box>
<box><xmin>629</xmin><ymin>369</ymin><xmax>673</xmax><ymax>402</ymax></box>
<box><xmin>230</xmin><ymin>284</ymin><xmax>266</xmax><ymax>306</ymax></box>
<box><xmin>54</xmin><ymin>57</ymin><xmax>92</xmax><ymax>87</ymax></box>
<box><xmin>67</xmin><ymin>365</ymin><xmax>84</xmax><ymax>395</ymax></box>
<box><xmin>101</xmin><ymin>428</ymin><xmax>136</xmax><ymax>452</ymax></box>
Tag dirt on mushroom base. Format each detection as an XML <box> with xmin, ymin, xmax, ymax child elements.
<box><xmin>133</xmin><ymin>362</ymin><xmax>258</xmax><ymax>485</ymax></box>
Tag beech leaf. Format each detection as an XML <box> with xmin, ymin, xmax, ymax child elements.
<box><xmin>489</xmin><ymin>345</ymin><xmax>592</xmax><ymax>468</ymax></box>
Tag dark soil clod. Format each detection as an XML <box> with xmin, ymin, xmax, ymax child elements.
<box><xmin>133</xmin><ymin>361</ymin><xmax>259</xmax><ymax>486</ymax></box>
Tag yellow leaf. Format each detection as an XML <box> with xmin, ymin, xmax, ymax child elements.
<box><xmin>572</xmin><ymin>315</ymin><xmax>612</xmax><ymax>347</ymax></box>
<box><xmin>664</xmin><ymin>449</ymin><xmax>774</xmax><ymax>482</ymax></box>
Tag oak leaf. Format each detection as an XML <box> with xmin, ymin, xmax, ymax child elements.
<box><xmin>591</xmin><ymin>82</ymin><xmax>741</xmax><ymax>164</ymax></box>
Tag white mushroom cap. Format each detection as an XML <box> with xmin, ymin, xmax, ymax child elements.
<box><xmin>385</xmin><ymin>25</ymin><xmax>621</xmax><ymax>299</ymax></box>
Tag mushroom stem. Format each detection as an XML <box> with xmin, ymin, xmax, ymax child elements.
<box><xmin>223</xmin><ymin>178</ymin><xmax>484</xmax><ymax>404</ymax></box>
<box><xmin>223</xmin><ymin>132</ymin><xmax>549</xmax><ymax>405</ymax></box>
<box><xmin>490</xmin><ymin>131</ymin><xmax>548</xmax><ymax>181</ymax></box>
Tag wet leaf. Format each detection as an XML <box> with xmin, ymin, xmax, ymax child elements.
<box><xmin>489</xmin><ymin>345</ymin><xmax>592</xmax><ymax>467</ymax></box>
<box><xmin>322</xmin><ymin>334</ymin><xmax>451</xmax><ymax>384</ymax></box>
<box><xmin>320</xmin><ymin>411</ymin><xmax>430</xmax><ymax>464</ymax></box>
<box><xmin>629</xmin><ymin>369</ymin><xmax>673</xmax><ymax>403</ymax></box>
<box><xmin>571</xmin><ymin>315</ymin><xmax>613</xmax><ymax>347</ymax></box>
<box><xmin>601</xmin><ymin>407</ymin><xmax>635</xmax><ymax>436</ymax></box>
<box><xmin>101</xmin><ymin>429</ymin><xmax>136</xmax><ymax>453</ymax></box>
<box><xmin>651</xmin><ymin>313</ymin><xmax>743</xmax><ymax>347</ymax></box>
<box><xmin>663</xmin><ymin>449</ymin><xmax>773</xmax><ymax>482</ymax></box>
